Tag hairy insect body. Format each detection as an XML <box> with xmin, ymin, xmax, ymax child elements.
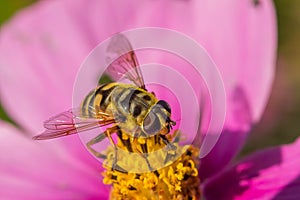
<box><xmin>81</xmin><ymin>83</ymin><xmax>159</xmax><ymax>136</ymax></box>
<box><xmin>80</xmin><ymin>82</ymin><xmax>174</xmax><ymax>157</ymax></box>
<box><xmin>33</xmin><ymin>34</ymin><xmax>176</xmax><ymax>170</ymax></box>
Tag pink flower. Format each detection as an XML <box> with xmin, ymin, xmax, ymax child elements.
<box><xmin>1</xmin><ymin>0</ymin><xmax>295</xmax><ymax>199</ymax></box>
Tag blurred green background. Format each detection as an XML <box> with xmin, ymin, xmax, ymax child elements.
<box><xmin>0</xmin><ymin>0</ymin><xmax>299</xmax><ymax>156</ymax></box>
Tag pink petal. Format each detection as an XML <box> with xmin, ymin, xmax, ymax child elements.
<box><xmin>196</xmin><ymin>0</ymin><xmax>277</xmax><ymax>179</ymax></box>
<box><xmin>197</xmin><ymin>0</ymin><xmax>277</xmax><ymax>123</ymax></box>
<box><xmin>199</xmin><ymin>86</ymin><xmax>252</xmax><ymax>180</ymax></box>
<box><xmin>0</xmin><ymin>121</ymin><xmax>109</xmax><ymax>200</ymax></box>
<box><xmin>203</xmin><ymin>137</ymin><xmax>300</xmax><ymax>200</ymax></box>
<box><xmin>0</xmin><ymin>0</ymin><xmax>214</xmax><ymax>165</ymax></box>
<box><xmin>0</xmin><ymin>0</ymin><xmax>277</xmax><ymax>180</ymax></box>
<box><xmin>0</xmin><ymin>0</ymin><xmax>95</xmax><ymax>134</ymax></box>
<box><xmin>0</xmin><ymin>0</ymin><xmax>199</xmax><ymax>135</ymax></box>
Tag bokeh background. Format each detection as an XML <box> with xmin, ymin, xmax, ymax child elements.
<box><xmin>0</xmin><ymin>0</ymin><xmax>299</xmax><ymax>157</ymax></box>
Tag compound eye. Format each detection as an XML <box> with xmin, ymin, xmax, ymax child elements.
<box><xmin>143</xmin><ymin>111</ymin><xmax>161</xmax><ymax>135</ymax></box>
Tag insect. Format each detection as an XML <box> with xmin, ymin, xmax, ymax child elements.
<box><xmin>33</xmin><ymin>34</ymin><xmax>176</xmax><ymax>171</ymax></box>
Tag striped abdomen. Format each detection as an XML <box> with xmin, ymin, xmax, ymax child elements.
<box><xmin>80</xmin><ymin>83</ymin><xmax>119</xmax><ymax>118</ymax></box>
<box><xmin>80</xmin><ymin>83</ymin><xmax>157</xmax><ymax>125</ymax></box>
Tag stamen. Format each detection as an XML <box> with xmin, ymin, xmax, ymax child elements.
<box><xmin>102</xmin><ymin>131</ymin><xmax>201</xmax><ymax>200</ymax></box>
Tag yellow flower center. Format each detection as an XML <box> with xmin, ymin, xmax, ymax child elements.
<box><xmin>102</xmin><ymin>131</ymin><xmax>201</xmax><ymax>200</ymax></box>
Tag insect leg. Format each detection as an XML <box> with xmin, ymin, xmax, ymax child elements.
<box><xmin>159</xmin><ymin>134</ymin><xmax>176</xmax><ymax>150</ymax></box>
<box><xmin>86</xmin><ymin>132</ymin><xmax>107</xmax><ymax>159</ymax></box>
<box><xmin>86</xmin><ymin>126</ymin><xmax>119</xmax><ymax>162</ymax></box>
<box><xmin>159</xmin><ymin>134</ymin><xmax>177</xmax><ymax>164</ymax></box>
<box><xmin>116</xmin><ymin>130</ymin><xmax>133</xmax><ymax>152</ymax></box>
<box><xmin>132</xmin><ymin>137</ymin><xmax>154</xmax><ymax>171</ymax></box>
<box><xmin>104</xmin><ymin>126</ymin><xmax>120</xmax><ymax>170</ymax></box>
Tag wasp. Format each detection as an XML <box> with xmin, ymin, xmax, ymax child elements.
<box><xmin>33</xmin><ymin>34</ymin><xmax>176</xmax><ymax>171</ymax></box>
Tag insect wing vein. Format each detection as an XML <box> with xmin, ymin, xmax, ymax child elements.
<box><xmin>34</xmin><ymin>109</ymin><xmax>115</xmax><ymax>140</ymax></box>
<box><xmin>106</xmin><ymin>33</ymin><xmax>145</xmax><ymax>89</ymax></box>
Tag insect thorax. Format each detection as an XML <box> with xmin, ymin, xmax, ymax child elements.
<box><xmin>109</xmin><ymin>84</ymin><xmax>157</xmax><ymax>133</ymax></box>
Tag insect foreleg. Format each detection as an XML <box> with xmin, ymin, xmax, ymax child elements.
<box><xmin>86</xmin><ymin>132</ymin><xmax>108</xmax><ymax>159</ymax></box>
<box><xmin>86</xmin><ymin>126</ymin><xmax>123</xmax><ymax>171</ymax></box>
<box><xmin>159</xmin><ymin>134</ymin><xmax>176</xmax><ymax>151</ymax></box>
<box><xmin>159</xmin><ymin>134</ymin><xmax>177</xmax><ymax>164</ymax></box>
<box><xmin>104</xmin><ymin>126</ymin><xmax>120</xmax><ymax>169</ymax></box>
<box><xmin>132</xmin><ymin>137</ymin><xmax>154</xmax><ymax>171</ymax></box>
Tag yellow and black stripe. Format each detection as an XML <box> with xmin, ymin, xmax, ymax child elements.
<box><xmin>80</xmin><ymin>83</ymin><xmax>119</xmax><ymax>117</ymax></box>
<box><xmin>81</xmin><ymin>82</ymin><xmax>156</xmax><ymax>123</ymax></box>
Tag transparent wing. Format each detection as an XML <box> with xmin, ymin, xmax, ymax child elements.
<box><xmin>33</xmin><ymin>109</ymin><xmax>115</xmax><ymax>140</ymax></box>
<box><xmin>106</xmin><ymin>33</ymin><xmax>146</xmax><ymax>89</ymax></box>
